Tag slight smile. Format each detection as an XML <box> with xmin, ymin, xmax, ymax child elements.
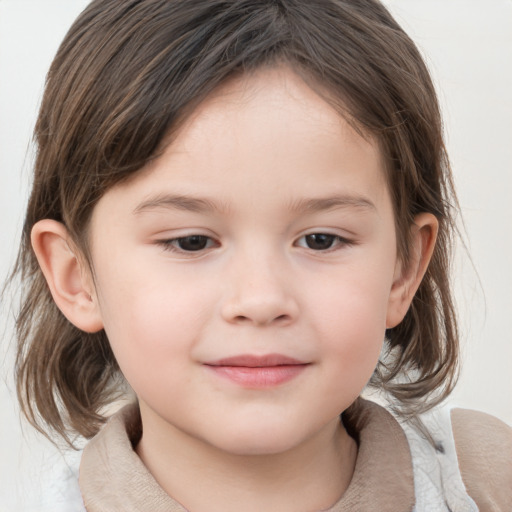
<box><xmin>204</xmin><ymin>354</ymin><xmax>310</xmax><ymax>388</ymax></box>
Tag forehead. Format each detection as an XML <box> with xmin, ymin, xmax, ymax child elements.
<box><xmin>94</xmin><ymin>66</ymin><xmax>390</xmax><ymax>218</ymax></box>
<box><xmin>172</xmin><ymin>66</ymin><xmax>380</xmax><ymax>166</ymax></box>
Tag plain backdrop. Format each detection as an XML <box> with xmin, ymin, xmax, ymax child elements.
<box><xmin>1</xmin><ymin>0</ymin><xmax>511</xmax><ymax>508</ymax></box>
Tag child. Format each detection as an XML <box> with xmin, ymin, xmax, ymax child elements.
<box><xmin>10</xmin><ymin>0</ymin><xmax>512</xmax><ymax>510</ymax></box>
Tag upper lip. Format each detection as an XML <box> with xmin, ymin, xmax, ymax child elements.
<box><xmin>204</xmin><ymin>354</ymin><xmax>307</xmax><ymax>367</ymax></box>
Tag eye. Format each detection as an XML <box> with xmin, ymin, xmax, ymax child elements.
<box><xmin>158</xmin><ymin>235</ymin><xmax>217</xmax><ymax>253</ymax></box>
<box><xmin>296</xmin><ymin>233</ymin><xmax>351</xmax><ymax>251</ymax></box>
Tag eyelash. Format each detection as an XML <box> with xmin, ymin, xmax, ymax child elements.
<box><xmin>156</xmin><ymin>233</ymin><xmax>353</xmax><ymax>255</ymax></box>
<box><xmin>295</xmin><ymin>233</ymin><xmax>354</xmax><ymax>252</ymax></box>
<box><xmin>157</xmin><ymin>235</ymin><xmax>218</xmax><ymax>254</ymax></box>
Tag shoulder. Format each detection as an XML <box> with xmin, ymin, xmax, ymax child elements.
<box><xmin>451</xmin><ymin>408</ymin><xmax>512</xmax><ymax>511</ymax></box>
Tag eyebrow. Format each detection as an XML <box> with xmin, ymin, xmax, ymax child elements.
<box><xmin>133</xmin><ymin>194</ymin><xmax>228</xmax><ymax>215</ymax></box>
<box><xmin>287</xmin><ymin>195</ymin><xmax>376</xmax><ymax>214</ymax></box>
<box><xmin>133</xmin><ymin>193</ymin><xmax>376</xmax><ymax>215</ymax></box>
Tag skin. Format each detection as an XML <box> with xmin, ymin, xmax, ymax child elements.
<box><xmin>32</xmin><ymin>66</ymin><xmax>437</xmax><ymax>512</ymax></box>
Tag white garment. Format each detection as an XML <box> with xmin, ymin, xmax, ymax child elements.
<box><xmin>400</xmin><ymin>406</ymin><xmax>479</xmax><ymax>512</ymax></box>
<box><xmin>15</xmin><ymin>447</ymin><xmax>85</xmax><ymax>512</ymax></box>
<box><xmin>29</xmin><ymin>404</ymin><xmax>476</xmax><ymax>512</ymax></box>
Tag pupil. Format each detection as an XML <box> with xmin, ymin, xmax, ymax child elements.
<box><xmin>306</xmin><ymin>234</ymin><xmax>335</xmax><ymax>250</ymax></box>
<box><xmin>179</xmin><ymin>236</ymin><xmax>208</xmax><ymax>251</ymax></box>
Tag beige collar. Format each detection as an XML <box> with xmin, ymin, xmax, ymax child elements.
<box><xmin>79</xmin><ymin>399</ymin><xmax>414</xmax><ymax>512</ymax></box>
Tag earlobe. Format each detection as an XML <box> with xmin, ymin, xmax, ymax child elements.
<box><xmin>386</xmin><ymin>213</ymin><xmax>439</xmax><ymax>329</ymax></box>
<box><xmin>31</xmin><ymin>219</ymin><xmax>104</xmax><ymax>333</ymax></box>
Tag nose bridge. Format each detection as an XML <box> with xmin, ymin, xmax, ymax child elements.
<box><xmin>221</xmin><ymin>240</ymin><xmax>298</xmax><ymax>326</ymax></box>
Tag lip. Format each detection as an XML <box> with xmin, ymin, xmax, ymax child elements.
<box><xmin>204</xmin><ymin>354</ymin><xmax>309</xmax><ymax>388</ymax></box>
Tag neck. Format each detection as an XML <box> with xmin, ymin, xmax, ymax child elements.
<box><xmin>136</xmin><ymin>407</ymin><xmax>357</xmax><ymax>512</ymax></box>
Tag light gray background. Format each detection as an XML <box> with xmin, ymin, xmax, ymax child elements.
<box><xmin>1</xmin><ymin>0</ymin><xmax>511</xmax><ymax>508</ymax></box>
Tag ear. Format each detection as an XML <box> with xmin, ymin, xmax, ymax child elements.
<box><xmin>31</xmin><ymin>219</ymin><xmax>104</xmax><ymax>333</ymax></box>
<box><xmin>386</xmin><ymin>213</ymin><xmax>438</xmax><ymax>329</ymax></box>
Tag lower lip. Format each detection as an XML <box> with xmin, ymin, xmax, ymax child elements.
<box><xmin>205</xmin><ymin>365</ymin><xmax>308</xmax><ymax>388</ymax></box>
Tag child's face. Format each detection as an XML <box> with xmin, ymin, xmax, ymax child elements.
<box><xmin>87</xmin><ymin>67</ymin><xmax>404</xmax><ymax>455</ymax></box>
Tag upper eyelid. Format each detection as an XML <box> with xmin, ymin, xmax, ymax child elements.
<box><xmin>155</xmin><ymin>230</ymin><xmax>356</xmax><ymax>255</ymax></box>
<box><xmin>155</xmin><ymin>235</ymin><xmax>219</xmax><ymax>256</ymax></box>
<box><xmin>157</xmin><ymin>234</ymin><xmax>217</xmax><ymax>244</ymax></box>
<box><xmin>294</xmin><ymin>233</ymin><xmax>354</xmax><ymax>248</ymax></box>
<box><xmin>153</xmin><ymin>230</ymin><xmax>354</xmax><ymax>242</ymax></box>
<box><xmin>152</xmin><ymin>229</ymin><xmax>218</xmax><ymax>243</ymax></box>
<box><xmin>295</xmin><ymin>230</ymin><xmax>355</xmax><ymax>242</ymax></box>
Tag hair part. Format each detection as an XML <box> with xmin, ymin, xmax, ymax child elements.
<box><xmin>13</xmin><ymin>0</ymin><xmax>459</xmax><ymax>445</ymax></box>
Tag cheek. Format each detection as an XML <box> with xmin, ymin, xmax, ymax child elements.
<box><xmin>309</xmin><ymin>265</ymin><xmax>392</xmax><ymax>377</ymax></box>
<box><xmin>94</xmin><ymin>263</ymin><xmax>211</xmax><ymax>385</ymax></box>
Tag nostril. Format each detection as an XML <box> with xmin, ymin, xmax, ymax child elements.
<box><xmin>221</xmin><ymin>296</ymin><xmax>299</xmax><ymax>326</ymax></box>
<box><xmin>232</xmin><ymin>314</ymin><xmax>290</xmax><ymax>325</ymax></box>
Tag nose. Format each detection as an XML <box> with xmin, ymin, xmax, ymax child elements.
<box><xmin>220</xmin><ymin>250</ymin><xmax>299</xmax><ymax>327</ymax></box>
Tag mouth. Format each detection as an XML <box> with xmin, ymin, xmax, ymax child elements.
<box><xmin>203</xmin><ymin>354</ymin><xmax>310</xmax><ymax>388</ymax></box>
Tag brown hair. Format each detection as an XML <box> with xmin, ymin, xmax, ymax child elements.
<box><xmin>12</xmin><ymin>0</ymin><xmax>459</xmax><ymax>445</ymax></box>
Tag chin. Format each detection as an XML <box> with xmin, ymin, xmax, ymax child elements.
<box><xmin>218</xmin><ymin>437</ymin><xmax>299</xmax><ymax>457</ymax></box>
<box><xmin>205</xmin><ymin>421</ymin><xmax>312</xmax><ymax>457</ymax></box>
